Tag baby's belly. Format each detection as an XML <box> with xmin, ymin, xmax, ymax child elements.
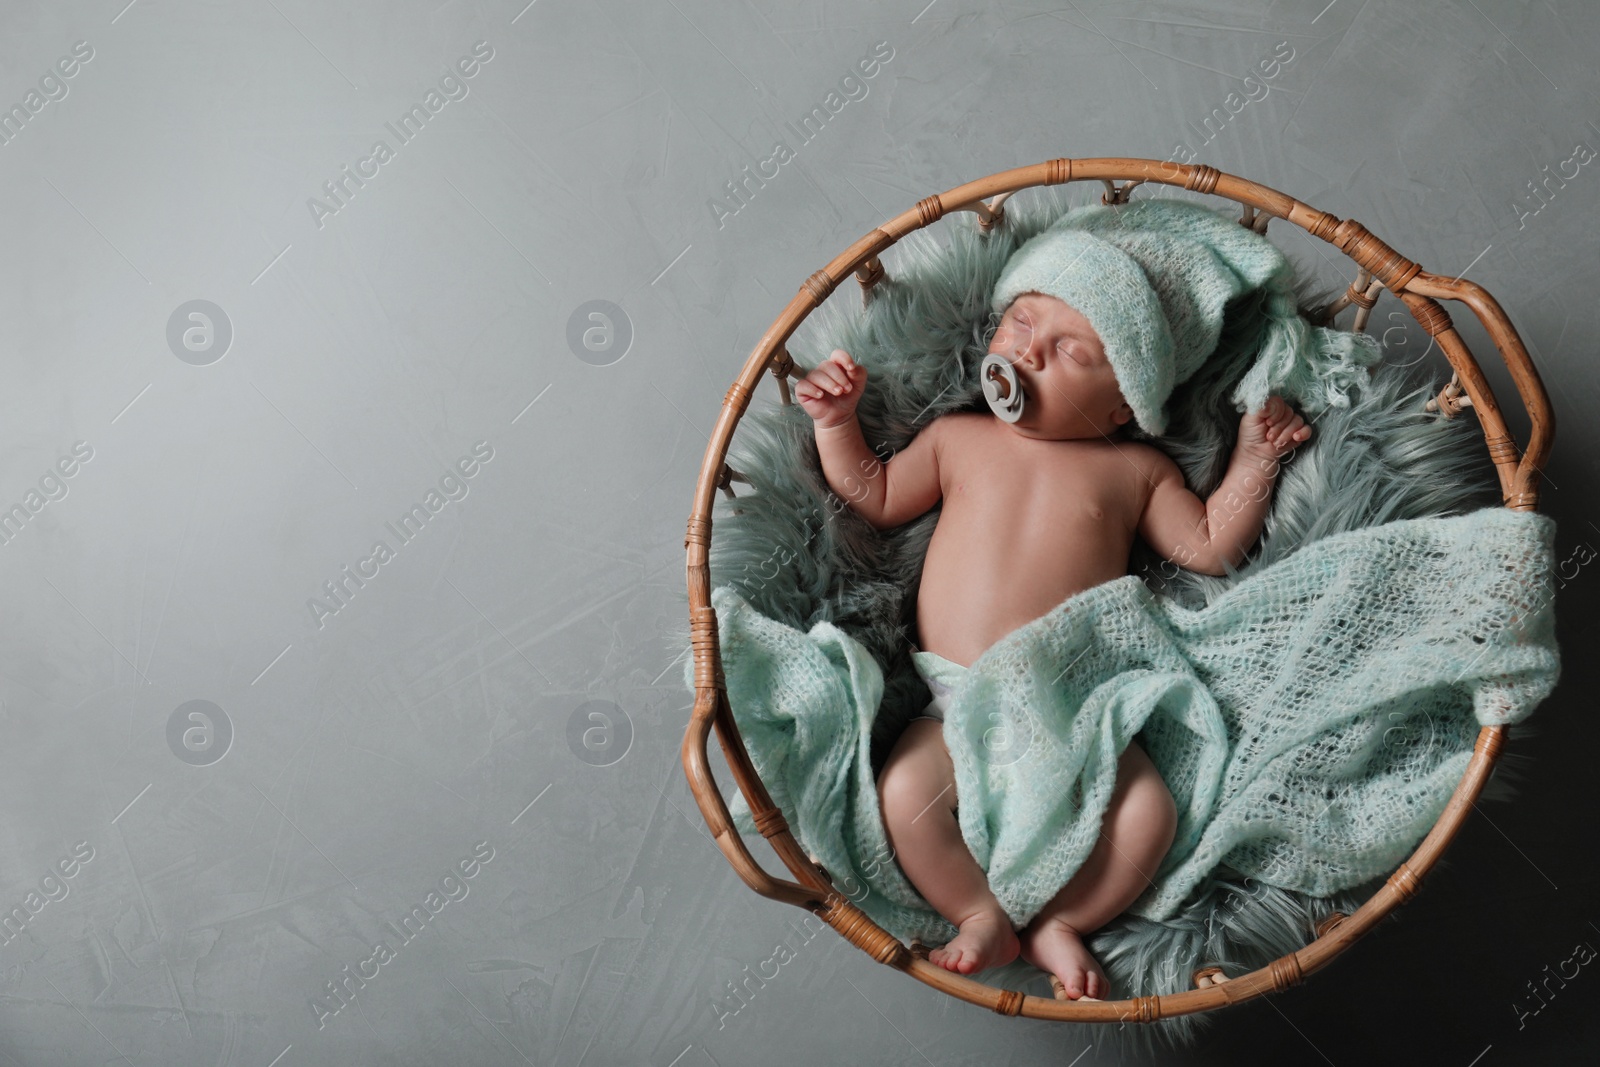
<box><xmin>915</xmin><ymin>518</ymin><xmax>1131</xmax><ymax>669</ymax></box>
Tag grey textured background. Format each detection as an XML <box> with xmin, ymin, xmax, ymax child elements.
<box><xmin>0</xmin><ymin>1</ymin><xmax>1595</xmax><ymax>1064</ymax></box>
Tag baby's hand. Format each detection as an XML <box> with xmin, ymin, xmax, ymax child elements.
<box><xmin>1237</xmin><ymin>396</ymin><xmax>1311</xmax><ymax>459</ymax></box>
<box><xmin>795</xmin><ymin>348</ymin><xmax>868</xmax><ymax>429</ymax></box>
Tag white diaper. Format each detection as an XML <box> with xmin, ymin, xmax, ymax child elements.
<box><xmin>914</xmin><ymin>676</ymin><xmax>954</xmax><ymax>723</ymax></box>
<box><xmin>909</xmin><ymin>644</ymin><xmax>963</xmax><ymax>723</ymax></box>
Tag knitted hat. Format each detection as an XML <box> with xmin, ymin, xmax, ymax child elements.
<box><xmin>990</xmin><ymin>197</ymin><xmax>1381</xmax><ymax>436</ymax></box>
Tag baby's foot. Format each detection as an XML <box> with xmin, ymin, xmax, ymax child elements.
<box><xmin>928</xmin><ymin>908</ymin><xmax>1020</xmax><ymax>975</ymax></box>
<box><xmin>1020</xmin><ymin>916</ymin><xmax>1108</xmax><ymax>1000</ymax></box>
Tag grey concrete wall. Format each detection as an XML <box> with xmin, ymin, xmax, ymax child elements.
<box><xmin>0</xmin><ymin>1</ymin><xmax>1594</xmax><ymax>1063</ymax></box>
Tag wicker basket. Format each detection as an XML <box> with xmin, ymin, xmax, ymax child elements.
<box><xmin>680</xmin><ymin>158</ymin><xmax>1555</xmax><ymax>1023</ymax></box>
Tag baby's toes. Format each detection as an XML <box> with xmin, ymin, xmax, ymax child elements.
<box><xmin>1058</xmin><ymin>965</ymin><xmax>1088</xmax><ymax>999</ymax></box>
<box><xmin>1084</xmin><ymin>968</ymin><xmax>1107</xmax><ymax>999</ymax></box>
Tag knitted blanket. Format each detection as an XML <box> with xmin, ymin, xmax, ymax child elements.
<box><xmin>687</xmin><ymin>506</ymin><xmax>1559</xmax><ymax>946</ymax></box>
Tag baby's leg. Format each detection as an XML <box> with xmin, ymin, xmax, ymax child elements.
<box><xmin>1019</xmin><ymin>740</ymin><xmax>1178</xmax><ymax>999</ymax></box>
<box><xmin>877</xmin><ymin>718</ymin><xmax>1019</xmax><ymax>975</ymax></box>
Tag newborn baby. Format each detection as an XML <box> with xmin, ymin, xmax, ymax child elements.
<box><xmin>795</xmin><ymin>290</ymin><xmax>1310</xmax><ymax>1000</ymax></box>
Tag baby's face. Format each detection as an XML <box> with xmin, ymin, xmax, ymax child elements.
<box><xmin>988</xmin><ymin>293</ymin><xmax>1133</xmax><ymax>440</ymax></box>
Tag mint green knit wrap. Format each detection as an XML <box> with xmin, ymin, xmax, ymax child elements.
<box><xmin>688</xmin><ymin>508</ymin><xmax>1559</xmax><ymax>945</ymax></box>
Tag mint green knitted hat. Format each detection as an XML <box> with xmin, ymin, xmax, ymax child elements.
<box><xmin>990</xmin><ymin>197</ymin><xmax>1382</xmax><ymax>436</ymax></box>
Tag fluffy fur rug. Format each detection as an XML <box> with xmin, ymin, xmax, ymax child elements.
<box><xmin>676</xmin><ymin>186</ymin><xmax>1531</xmax><ymax>1051</ymax></box>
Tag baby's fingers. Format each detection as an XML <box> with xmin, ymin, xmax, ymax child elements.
<box><xmin>831</xmin><ymin>349</ymin><xmax>867</xmax><ymax>384</ymax></box>
<box><xmin>810</xmin><ymin>362</ymin><xmax>853</xmax><ymax>395</ymax></box>
<box><xmin>1273</xmin><ymin>419</ymin><xmax>1311</xmax><ymax>450</ymax></box>
<box><xmin>1262</xmin><ymin>399</ymin><xmax>1301</xmax><ymax>430</ymax></box>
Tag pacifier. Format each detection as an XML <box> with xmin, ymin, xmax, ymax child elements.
<box><xmin>980</xmin><ymin>353</ymin><xmax>1025</xmax><ymax>423</ymax></box>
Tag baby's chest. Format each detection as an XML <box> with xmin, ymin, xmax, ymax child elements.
<box><xmin>942</xmin><ymin>461</ymin><xmax>1131</xmax><ymax>530</ymax></box>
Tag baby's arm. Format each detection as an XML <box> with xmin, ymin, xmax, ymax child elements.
<box><xmin>795</xmin><ymin>349</ymin><xmax>943</xmax><ymax>530</ymax></box>
<box><xmin>1137</xmin><ymin>396</ymin><xmax>1310</xmax><ymax>576</ymax></box>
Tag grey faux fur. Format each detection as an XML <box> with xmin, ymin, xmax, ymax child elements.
<box><xmin>674</xmin><ymin>187</ymin><xmax>1530</xmax><ymax>1052</ymax></box>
